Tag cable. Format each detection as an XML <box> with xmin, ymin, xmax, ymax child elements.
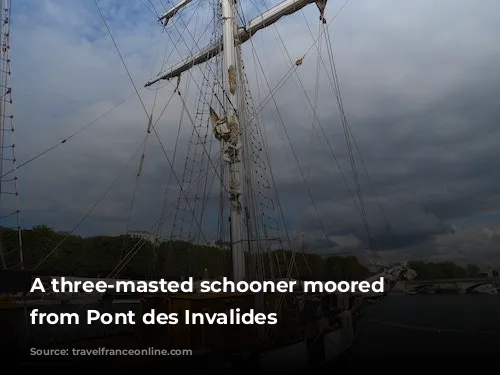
<box><xmin>94</xmin><ymin>0</ymin><xmax>149</xmax><ymax>119</ymax></box>
<box><xmin>32</xmin><ymin>136</ymin><xmax>150</xmax><ymax>271</ymax></box>
<box><xmin>0</xmin><ymin>90</ymin><xmax>140</xmax><ymax>180</ymax></box>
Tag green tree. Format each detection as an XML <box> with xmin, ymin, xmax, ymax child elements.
<box><xmin>465</xmin><ymin>264</ymin><xmax>480</xmax><ymax>277</ymax></box>
<box><xmin>407</xmin><ymin>260</ymin><xmax>467</xmax><ymax>280</ymax></box>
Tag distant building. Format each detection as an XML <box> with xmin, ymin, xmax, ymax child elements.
<box><xmin>485</xmin><ymin>266</ymin><xmax>500</xmax><ymax>278</ymax></box>
<box><xmin>127</xmin><ymin>230</ymin><xmax>160</xmax><ymax>247</ymax></box>
<box><xmin>209</xmin><ymin>240</ymin><xmax>229</xmax><ymax>249</ymax></box>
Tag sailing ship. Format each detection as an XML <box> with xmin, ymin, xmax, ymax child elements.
<box><xmin>0</xmin><ymin>0</ymin><xmax>417</xmax><ymax>371</ymax></box>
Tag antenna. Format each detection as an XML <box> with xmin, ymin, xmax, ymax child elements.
<box><xmin>0</xmin><ymin>0</ymin><xmax>23</xmax><ymax>270</ymax></box>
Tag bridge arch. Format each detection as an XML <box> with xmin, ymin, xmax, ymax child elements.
<box><xmin>465</xmin><ymin>282</ymin><xmax>493</xmax><ymax>294</ymax></box>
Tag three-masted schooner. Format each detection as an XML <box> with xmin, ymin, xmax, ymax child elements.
<box><xmin>0</xmin><ymin>0</ymin><xmax>417</xmax><ymax>371</ymax></box>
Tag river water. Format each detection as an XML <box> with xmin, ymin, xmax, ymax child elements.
<box><xmin>348</xmin><ymin>294</ymin><xmax>500</xmax><ymax>359</ymax></box>
<box><xmin>5</xmin><ymin>294</ymin><xmax>499</xmax><ymax>366</ymax></box>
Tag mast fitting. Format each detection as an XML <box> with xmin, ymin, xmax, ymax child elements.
<box><xmin>174</xmin><ymin>75</ymin><xmax>181</xmax><ymax>92</ymax></box>
<box><xmin>147</xmin><ymin>114</ymin><xmax>152</xmax><ymax>134</ymax></box>
<box><xmin>228</xmin><ymin>65</ymin><xmax>237</xmax><ymax>94</ymax></box>
<box><xmin>315</xmin><ymin>0</ymin><xmax>327</xmax><ymax>23</ymax></box>
<box><xmin>145</xmin><ymin>0</ymin><xmax>319</xmax><ymax>87</ymax></box>
<box><xmin>158</xmin><ymin>0</ymin><xmax>194</xmax><ymax>26</ymax></box>
<box><xmin>209</xmin><ymin>107</ymin><xmax>231</xmax><ymax>142</ymax></box>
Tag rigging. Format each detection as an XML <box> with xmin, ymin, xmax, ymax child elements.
<box><xmin>0</xmin><ymin>0</ymin><xmax>23</xmax><ymax>270</ymax></box>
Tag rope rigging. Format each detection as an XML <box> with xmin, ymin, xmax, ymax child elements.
<box><xmin>300</xmin><ymin>11</ymin><xmax>390</xmax><ymax>234</ymax></box>
<box><xmin>32</xmin><ymin>0</ymin><xmax>391</xmax><ymax>280</ymax></box>
<box><xmin>244</xmin><ymin>0</ymin><xmax>389</xmax><ymax>272</ymax></box>
<box><xmin>166</xmin><ymin>17</ymin><xmax>221</xmax><ymax>275</ymax></box>
<box><xmin>145</xmin><ymin>2</ymin><xmax>239</xmax><ymax>276</ymax></box>
<box><xmin>157</xmin><ymin>0</ymin><xmax>385</xmax><ymax>281</ymax></box>
<box><xmin>250</xmin><ymin>2</ymin><xmax>369</xmax><ymax>254</ymax></box>
<box><xmin>247</xmin><ymin>0</ymin><xmax>355</xmax><ymax>307</ymax></box>
<box><xmin>256</xmin><ymin>0</ymin><xmax>384</xmax><ymax>264</ymax></box>
<box><xmin>86</xmin><ymin>0</ymin><xmax>221</xmax><ymax>276</ymax></box>
<box><xmin>94</xmin><ymin>0</ymin><xmax>150</xmax><ymax>120</ymax></box>
<box><xmin>0</xmin><ymin>90</ymin><xmax>141</xmax><ymax>181</ymax></box>
<box><xmin>0</xmin><ymin>0</ymin><xmax>317</xmax><ymax>182</ymax></box>
<box><xmin>156</xmin><ymin>0</ymin><xmax>316</xmax><ymax>281</ymax></box>
<box><xmin>240</xmin><ymin>43</ymin><xmax>290</xmax><ymax>280</ymax></box>
<box><xmin>119</xmin><ymin>5</ymin><xmax>203</xmax><ymax>274</ymax></box>
<box><xmin>155</xmin><ymin>3</ymin><xmax>216</xmax><ymax>246</ymax></box>
<box><xmin>249</xmin><ymin>23</ymin><xmax>336</xmax><ymax>255</ymax></box>
<box><xmin>322</xmin><ymin>22</ymin><xmax>381</xmax><ymax>263</ymax></box>
<box><xmin>0</xmin><ymin>0</ymin><xmax>23</xmax><ymax>270</ymax></box>
<box><xmin>32</xmin><ymin>134</ymin><xmax>153</xmax><ymax>271</ymax></box>
<box><xmin>36</xmin><ymin>1</ymin><xmax>215</xmax><ymax>270</ymax></box>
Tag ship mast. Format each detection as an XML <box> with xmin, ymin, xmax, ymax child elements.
<box><xmin>0</xmin><ymin>0</ymin><xmax>23</xmax><ymax>270</ymax></box>
<box><xmin>221</xmin><ymin>0</ymin><xmax>244</xmax><ymax>282</ymax></box>
<box><xmin>146</xmin><ymin>0</ymin><xmax>324</xmax><ymax>282</ymax></box>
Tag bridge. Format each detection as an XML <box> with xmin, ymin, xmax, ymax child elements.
<box><xmin>395</xmin><ymin>277</ymin><xmax>500</xmax><ymax>294</ymax></box>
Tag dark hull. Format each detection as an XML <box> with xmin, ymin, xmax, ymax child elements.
<box><xmin>1</xmin><ymin>301</ymin><xmax>142</xmax><ymax>347</ymax></box>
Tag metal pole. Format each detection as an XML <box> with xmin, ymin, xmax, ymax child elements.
<box><xmin>221</xmin><ymin>0</ymin><xmax>245</xmax><ymax>282</ymax></box>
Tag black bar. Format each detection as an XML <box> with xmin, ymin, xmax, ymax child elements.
<box><xmin>0</xmin><ymin>269</ymin><xmax>32</xmax><ymax>293</ymax></box>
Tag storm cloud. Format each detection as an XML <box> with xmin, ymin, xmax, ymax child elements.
<box><xmin>7</xmin><ymin>0</ymin><xmax>500</xmax><ymax>267</ymax></box>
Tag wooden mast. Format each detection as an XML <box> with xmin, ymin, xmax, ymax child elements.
<box><xmin>145</xmin><ymin>0</ymin><xmax>325</xmax><ymax>284</ymax></box>
<box><xmin>145</xmin><ymin>0</ymin><xmax>318</xmax><ymax>86</ymax></box>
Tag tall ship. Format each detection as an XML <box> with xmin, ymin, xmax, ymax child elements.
<box><xmin>0</xmin><ymin>0</ymin><xmax>416</xmax><ymax>371</ymax></box>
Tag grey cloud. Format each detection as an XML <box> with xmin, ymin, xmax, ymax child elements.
<box><xmin>7</xmin><ymin>0</ymin><xmax>500</xmax><ymax>267</ymax></box>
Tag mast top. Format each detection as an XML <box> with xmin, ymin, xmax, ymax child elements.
<box><xmin>158</xmin><ymin>0</ymin><xmax>194</xmax><ymax>26</ymax></box>
<box><xmin>145</xmin><ymin>0</ymin><xmax>318</xmax><ymax>87</ymax></box>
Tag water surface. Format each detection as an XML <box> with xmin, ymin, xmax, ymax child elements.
<box><xmin>350</xmin><ymin>294</ymin><xmax>500</xmax><ymax>358</ymax></box>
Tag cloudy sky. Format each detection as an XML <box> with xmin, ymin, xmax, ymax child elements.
<box><xmin>5</xmin><ymin>0</ymin><xmax>500</xmax><ymax>266</ymax></box>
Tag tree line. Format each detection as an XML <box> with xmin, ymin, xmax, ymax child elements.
<box><xmin>407</xmin><ymin>260</ymin><xmax>491</xmax><ymax>280</ymax></box>
<box><xmin>0</xmin><ymin>226</ymin><xmax>487</xmax><ymax>281</ymax></box>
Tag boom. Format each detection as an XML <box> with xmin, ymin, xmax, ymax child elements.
<box><xmin>145</xmin><ymin>0</ymin><xmax>316</xmax><ymax>87</ymax></box>
<box><xmin>158</xmin><ymin>0</ymin><xmax>194</xmax><ymax>26</ymax></box>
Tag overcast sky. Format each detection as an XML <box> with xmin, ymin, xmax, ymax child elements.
<box><xmin>6</xmin><ymin>0</ymin><xmax>500</xmax><ymax>266</ymax></box>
